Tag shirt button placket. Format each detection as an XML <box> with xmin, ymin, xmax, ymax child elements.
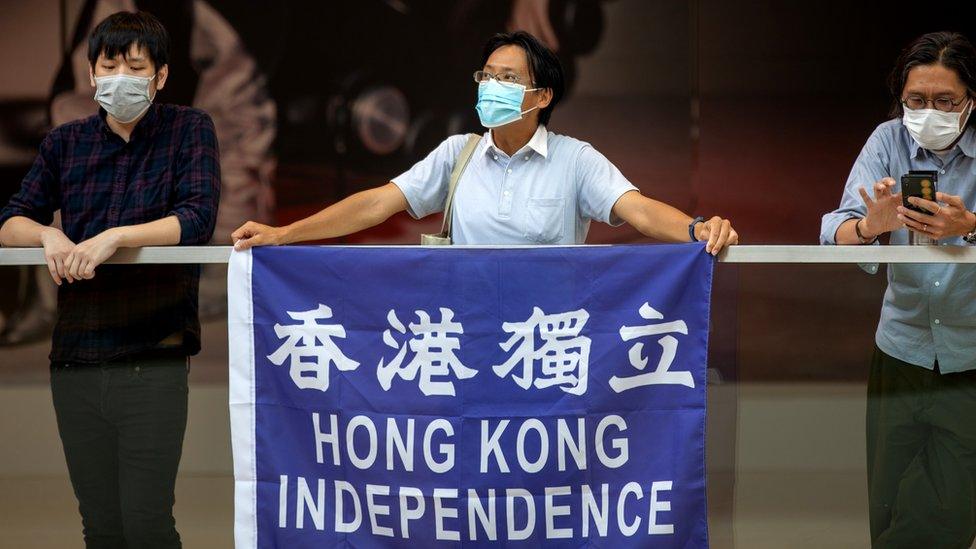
<box><xmin>110</xmin><ymin>152</ymin><xmax>129</xmax><ymax>227</ymax></box>
<box><xmin>500</xmin><ymin>160</ymin><xmax>515</xmax><ymax>216</ymax></box>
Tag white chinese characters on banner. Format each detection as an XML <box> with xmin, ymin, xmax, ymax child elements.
<box><xmin>267</xmin><ymin>301</ymin><xmax>694</xmax><ymax>395</ymax></box>
<box><xmin>378</xmin><ymin>308</ymin><xmax>478</xmax><ymax>396</ymax></box>
<box><xmin>266</xmin><ymin>304</ymin><xmax>360</xmax><ymax>392</ymax></box>
<box><xmin>493</xmin><ymin>307</ymin><xmax>591</xmax><ymax>395</ymax></box>
<box><xmin>609</xmin><ymin>302</ymin><xmax>694</xmax><ymax>392</ymax></box>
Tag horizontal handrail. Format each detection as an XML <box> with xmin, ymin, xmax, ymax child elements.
<box><xmin>0</xmin><ymin>245</ymin><xmax>975</xmax><ymax>265</ymax></box>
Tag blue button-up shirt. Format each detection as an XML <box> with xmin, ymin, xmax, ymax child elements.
<box><xmin>821</xmin><ymin>119</ymin><xmax>976</xmax><ymax>372</ymax></box>
<box><xmin>392</xmin><ymin>125</ymin><xmax>637</xmax><ymax>245</ymax></box>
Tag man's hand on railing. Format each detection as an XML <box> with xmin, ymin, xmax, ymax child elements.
<box><xmin>63</xmin><ymin>228</ymin><xmax>125</xmax><ymax>282</ymax></box>
<box><xmin>232</xmin><ymin>221</ymin><xmax>286</xmax><ymax>251</ymax></box>
<box><xmin>39</xmin><ymin>227</ymin><xmax>75</xmax><ymax>286</ymax></box>
<box><xmin>694</xmin><ymin>216</ymin><xmax>739</xmax><ymax>256</ymax></box>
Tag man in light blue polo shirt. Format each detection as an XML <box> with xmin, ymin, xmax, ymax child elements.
<box><xmin>822</xmin><ymin>31</ymin><xmax>976</xmax><ymax>548</ymax></box>
<box><xmin>231</xmin><ymin>31</ymin><xmax>738</xmax><ymax>254</ymax></box>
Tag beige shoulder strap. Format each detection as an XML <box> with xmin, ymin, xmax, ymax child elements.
<box><xmin>440</xmin><ymin>133</ymin><xmax>482</xmax><ymax>239</ymax></box>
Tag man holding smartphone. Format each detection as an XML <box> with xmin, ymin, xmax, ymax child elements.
<box><xmin>821</xmin><ymin>32</ymin><xmax>976</xmax><ymax>547</ymax></box>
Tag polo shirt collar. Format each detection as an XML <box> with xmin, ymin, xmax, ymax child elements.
<box><xmin>485</xmin><ymin>124</ymin><xmax>549</xmax><ymax>159</ymax></box>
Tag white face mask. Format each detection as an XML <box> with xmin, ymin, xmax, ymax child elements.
<box><xmin>902</xmin><ymin>99</ymin><xmax>973</xmax><ymax>151</ymax></box>
<box><xmin>93</xmin><ymin>73</ymin><xmax>156</xmax><ymax>123</ymax></box>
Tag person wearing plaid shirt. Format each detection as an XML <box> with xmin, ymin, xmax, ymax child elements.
<box><xmin>0</xmin><ymin>11</ymin><xmax>218</xmax><ymax>548</ymax></box>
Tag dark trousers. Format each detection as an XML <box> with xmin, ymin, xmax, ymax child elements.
<box><xmin>867</xmin><ymin>346</ymin><xmax>976</xmax><ymax>549</ymax></box>
<box><xmin>51</xmin><ymin>354</ymin><xmax>189</xmax><ymax>549</ymax></box>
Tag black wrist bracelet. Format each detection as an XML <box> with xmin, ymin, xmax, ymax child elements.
<box><xmin>854</xmin><ymin>218</ymin><xmax>878</xmax><ymax>245</ymax></box>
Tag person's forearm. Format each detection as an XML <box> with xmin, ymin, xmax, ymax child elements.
<box><xmin>834</xmin><ymin>218</ymin><xmax>871</xmax><ymax>245</ymax></box>
<box><xmin>631</xmin><ymin>199</ymin><xmax>695</xmax><ymax>242</ymax></box>
<box><xmin>113</xmin><ymin>216</ymin><xmax>182</xmax><ymax>247</ymax></box>
<box><xmin>0</xmin><ymin>216</ymin><xmax>54</xmax><ymax>247</ymax></box>
<box><xmin>279</xmin><ymin>185</ymin><xmax>404</xmax><ymax>244</ymax></box>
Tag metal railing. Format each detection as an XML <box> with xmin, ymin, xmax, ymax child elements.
<box><xmin>1</xmin><ymin>245</ymin><xmax>976</xmax><ymax>265</ymax></box>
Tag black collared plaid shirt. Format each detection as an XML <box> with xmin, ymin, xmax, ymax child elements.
<box><xmin>0</xmin><ymin>104</ymin><xmax>220</xmax><ymax>363</ymax></box>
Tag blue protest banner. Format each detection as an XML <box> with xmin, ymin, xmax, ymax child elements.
<box><xmin>229</xmin><ymin>244</ymin><xmax>713</xmax><ymax>548</ymax></box>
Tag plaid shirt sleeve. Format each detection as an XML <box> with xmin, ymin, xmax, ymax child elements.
<box><xmin>170</xmin><ymin>112</ymin><xmax>221</xmax><ymax>245</ymax></box>
<box><xmin>0</xmin><ymin>132</ymin><xmax>61</xmax><ymax>231</ymax></box>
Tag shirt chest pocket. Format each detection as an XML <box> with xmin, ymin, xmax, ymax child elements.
<box><xmin>523</xmin><ymin>197</ymin><xmax>565</xmax><ymax>244</ymax></box>
<box><xmin>129</xmin><ymin>165</ymin><xmax>173</xmax><ymax>218</ymax></box>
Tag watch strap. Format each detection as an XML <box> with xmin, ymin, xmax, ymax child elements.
<box><xmin>689</xmin><ymin>216</ymin><xmax>705</xmax><ymax>242</ymax></box>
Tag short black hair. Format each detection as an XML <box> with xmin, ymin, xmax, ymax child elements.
<box><xmin>481</xmin><ymin>31</ymin><xmax>564</xmax><ymax>126</ymax></box>
<box><xmin>87</xmin><ymin>11</ymin><xmax>169</xmax><ymax>70</ymax></box>
<box><xmin>888</xmin><ymin>31</ymin><xmax>976</xmax><ymax>126</ymax></box>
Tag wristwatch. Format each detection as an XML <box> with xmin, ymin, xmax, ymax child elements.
<box><xmin>964</xmin><ymin>211</ymin><xmax>976</xmax><ymax>244</ymax></box>
<box><xmin>689</xmin><ymin>216</ymin><xmax>705</xmax><ymax>242</ymax></box>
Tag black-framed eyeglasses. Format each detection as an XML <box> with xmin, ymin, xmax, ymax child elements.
<box><xmin>901</xmin><ymin>94</ymin><xmax>970</xmax><ymax>112</ymax></box>
<box><xmin>473</xmin><ymin>70</ymin><xmax>533</xmax><ymax>87</ymax></box>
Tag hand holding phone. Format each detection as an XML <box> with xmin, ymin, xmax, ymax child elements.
<box><xmin>901</xmin><ymin>171</ymin><xmax>938</xmax><ymax>214</ymax></box>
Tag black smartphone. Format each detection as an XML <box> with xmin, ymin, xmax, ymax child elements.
<box><xmin>901</xmin><ymin>171</ymin><xmax>938</xmax><ymax>214</ymax></box>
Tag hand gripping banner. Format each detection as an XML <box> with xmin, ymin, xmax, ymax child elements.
<box><xmin>228</xmin><ymin>244</ymin><xmax>714</xmax><ymax>548</ymax></box>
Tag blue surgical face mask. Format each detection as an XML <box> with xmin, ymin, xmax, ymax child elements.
<box><xmin>475</xmin><ymin>78</ymin><xmax>540</xmax><ymax>128</ymax></box>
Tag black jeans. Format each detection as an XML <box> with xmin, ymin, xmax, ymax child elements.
<box><xmin>51</xmin><ymin>354</ymin><xmax>189</xmax><ymax>549</ymax></box>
